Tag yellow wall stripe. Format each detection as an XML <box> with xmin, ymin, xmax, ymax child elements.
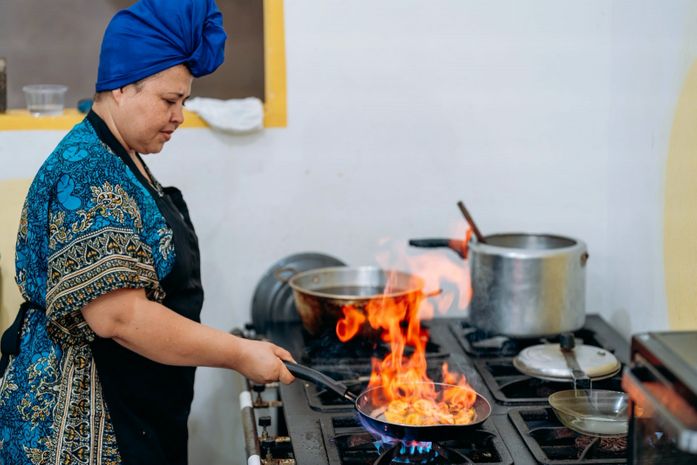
<box><xmin>0</xmin><ymin>109</ymin><xmax>207</xmax><ymax>131</ymax></box>
<box><xmin>664</xmin><ymin>59</ymin><xmax>697</xmax><ymax>330</ymax></box>
<box><xmin>263</xmin><ymin>0</ymin><xmax>288</xmax><ymax>127</ymax></box>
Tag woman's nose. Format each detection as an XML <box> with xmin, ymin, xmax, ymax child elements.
<box><xmin>171</xmin><ymin>104</ymin><xmax>185</xmax><ymax>125</ymax></box>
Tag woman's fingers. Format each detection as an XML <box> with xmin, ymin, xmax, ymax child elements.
<box><xmin>273</xmin><ymin>345</ymin><xmax>295</xmax><ymax>384</ymax></box>
<box><xmin>274</xmin><ymin>346</ymin><xmax>296</xmax><ymax>364</ymax></box>
<box><xmin>278</xmin><ymin>361</ymin><xmax>295</xmax><ymax>385</ymax></box>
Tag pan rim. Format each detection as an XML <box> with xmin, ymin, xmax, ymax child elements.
<box><xmin>355</xmin><ymin>382</ymin><xmax>492</xmax><ymax>429</ymax></box>
<box><xmin>288</xmin><ymin>266</ymin><xmax>426</xmax><ymax>299</ymax></box>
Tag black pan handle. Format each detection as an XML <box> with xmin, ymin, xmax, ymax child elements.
<box><xmin>284</xmin><ymin>361</ymin><xmax>358</xmax><ymax>403</ymax></box>
<box><xmin>408</xmin><ymin>238</ymin><xmax>468</xmax><ymax>259</ymax></box>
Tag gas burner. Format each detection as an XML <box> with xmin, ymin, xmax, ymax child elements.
<box><xmin>373</xmin><ymin>440</ymin><xmax>474</xmax><ymax>465</ymax></box>
<box><xmin>323</xmin><ymin>415</ymin><xmax>513</xmax><ymax>465</ymax></box>
<box><xmin>575</xmin><ymin>435</ymin><xmax>628</xmax><ymax>457</ymax></box>
<box><xmin>509</xmin><ymin>407</ymin><xmax>627</xmax><ymax>464</ymax></box>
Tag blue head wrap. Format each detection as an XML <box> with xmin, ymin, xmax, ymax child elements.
<box><xmin>96</xmin><ymin>0</ymin><xmax>227</xmax><ymax>92</ymax></box>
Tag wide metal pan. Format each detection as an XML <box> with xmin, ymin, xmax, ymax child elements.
<box><xmin>284</xmin><ymin>361</ymin><xmax>491</xmax><ymax>442</ymax></box>
<box><xmin>281</xmin><ymin>266</ymin><xmax>429</xmax><ymax>337</ymax></box>
<box><xmin>548</xmin><ymin>389</ymin><xmax>629</xmax><ymax>437</ymax></box>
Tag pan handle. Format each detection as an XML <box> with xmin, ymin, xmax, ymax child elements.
<box><xmin>408</xmin><ymin>238</ymin><xmax>468</xmax><ymax>259</ymax></box>
<box><xmin>273</xmin><ymin>267</ymin><xmax>298</xmax><ymax>283</ymax></box>
<box><xmin>284</xmin><ymin>361</ymin><xmax>358</xmax><ymax>403</ymax></box>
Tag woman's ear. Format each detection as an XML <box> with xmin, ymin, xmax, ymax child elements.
<box><xmin>111</xmin><ymin>87</ymin><xmax>125</xmax><ymax>105</ymax></box>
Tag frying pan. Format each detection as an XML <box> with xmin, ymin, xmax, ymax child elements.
<box><xmin>284</xmin><ymin>361</ymin><xmax>492</xmax><ymax>442</ymax></box>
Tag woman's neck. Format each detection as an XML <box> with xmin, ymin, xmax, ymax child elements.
<box><xmin>91</xmin><ymin>101</ymin><xmax>155</xmax><ymax>186</ymax></box>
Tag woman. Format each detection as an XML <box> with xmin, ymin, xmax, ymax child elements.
<box><xmin>0</xmin><ymin>1</ymin><xmax>294</xmax><ymax>464</ymax></box>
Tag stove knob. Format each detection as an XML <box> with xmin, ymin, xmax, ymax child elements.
<box><xmin>258</xmin><ymin>415</ymin><xmax>272</xmax><ymax>441</ymax></box>
<box><xmin>252</xmin><ymin>383</ymin><xmax>266</xmax><ymax>393</ymax></box>
<box><xmin>258</xmin><ymin>415</ymin><xmax>271</xmax><ymax>428</ymax></box>
<box><xmin>244</xmin><ymin>323</ymin><xmax>257</xmax><ymax>338</ymax></box>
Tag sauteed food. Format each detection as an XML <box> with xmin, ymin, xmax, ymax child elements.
<box><xmin>383</xmin><ymin>398</ymin><xmax>476</xmax><ymax>425</ymax></box>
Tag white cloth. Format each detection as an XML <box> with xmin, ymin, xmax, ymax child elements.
<box><xmin>185</xmin><ymin>97</ymin><xmax>264</xmax><ymax>133</ymax></box>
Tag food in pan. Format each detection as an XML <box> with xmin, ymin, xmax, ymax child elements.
<box><xmin>383</xmin><ymin>389</ymin><xmax>477</xmax><ymax>426</ymax></box>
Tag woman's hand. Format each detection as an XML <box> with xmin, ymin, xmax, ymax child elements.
<box><xmin>232</xmin><ymin>338</ymin><xmax>296</xmax><ymax>385</ymax></box>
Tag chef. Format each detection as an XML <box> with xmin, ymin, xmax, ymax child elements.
<box><xmin>0</xmin><ymin>1</ymin><xmax>294</xmax><ymax>464</ymax></box>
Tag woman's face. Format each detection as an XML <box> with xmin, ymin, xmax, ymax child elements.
<box><xmin>113</xmin><ymin>65</ymin><xmax>193</xmax><ymax>154</ymax></box>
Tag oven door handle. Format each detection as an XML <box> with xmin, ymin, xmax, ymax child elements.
<box><xmin>622</xmin><ymin>366</ymin><xmax>697</xmax><ymax>454</ymax></box>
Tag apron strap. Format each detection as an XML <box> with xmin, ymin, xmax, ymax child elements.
<box><xmin>0</xmin><ymin>301</ymin><xmax>34</xmax><ymax>376</ymax></box>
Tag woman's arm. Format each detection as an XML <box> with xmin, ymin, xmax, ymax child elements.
<box><xmin>81</xmin><ymin>288</ymin><xmax>295</xmax><ymax>384</ymax></box>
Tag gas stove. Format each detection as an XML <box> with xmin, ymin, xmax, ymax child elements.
<box><xmin>237</xmin><ymin>314</ymin><xmax>629</xmax><ymax>465</ymax></box>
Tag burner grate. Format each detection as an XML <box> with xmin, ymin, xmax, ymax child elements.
<box><xmin>301</xmin><ymin>327</ymin><xmax>444</xmax><ymax>366</ymax></box>
<box><xmin>450</xmin><ymin>322</ymin><xmax>615</xmax><ymax>359</ymax></box>
<box><xmin>508</xmin><ymin>407</ymin><xmax>626</xmax><ymax>464</ymax></box>
<box><xmin>474</xmin><ymin>358</ymin><xmax>624</xmax><ymax>405</ymax></box>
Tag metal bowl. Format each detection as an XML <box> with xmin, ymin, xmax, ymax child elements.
<box><xmin>286</xmin><ymin>266</ymin><xmax>425</xmax><ymax>336</ymax></box>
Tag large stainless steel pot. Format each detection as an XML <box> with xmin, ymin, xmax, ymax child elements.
<box><xmin>409</xmin><ymin>233</ymin><xmax>588</xmax><ymax>338</ymax></box>
<box><xmin>281</xmin><ymin>266</ymin><xmax>426</xmax><ymax>336</ymax></box>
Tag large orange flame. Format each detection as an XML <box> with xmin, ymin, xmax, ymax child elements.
<box><xmin>336</xmin><ymin>230</ymin><xmax>478</xmax><ymax>427</ymax></box>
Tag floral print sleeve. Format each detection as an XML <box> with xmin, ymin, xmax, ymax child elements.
<box><xmin>0</xmin><ymin>117</ymin><xmax>175</xmax><ymax>465</ymax></box>
<box><xmin>45</xmin><ymin>178</ymin><xmax>166</xmax><ymax>346</ymax></box>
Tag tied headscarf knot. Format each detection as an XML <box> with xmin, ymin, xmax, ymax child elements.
<box><xmin>96</xmin><ymin>0</ymin><xmax>227</xmax><ymax>92</ymax></box>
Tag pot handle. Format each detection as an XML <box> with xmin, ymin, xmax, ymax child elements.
<box><xmin>423</xmin><ymin>288</ymin><xmax>443</xmax><ymax>298</ymax></box>
<box><xmin>284</xmin><ymin>361</ymin><xmax>358</xmax><ymax>403</ymax></box>
<box><xmin>408</xmin><ymin>238</ymin><xmax>468</xmax><ymax>259</ymax></box>
<box><xmin>273</xmin><ymin>267</ymin><xmax>298</xmax><ymax>283</ymax></box>
<box><xmin>580</xmin><ymin>252</ymin><xmax>590</xmax><ymax>267</ymax></box>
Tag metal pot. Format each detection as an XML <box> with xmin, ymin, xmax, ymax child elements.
<box><xmin>281</xmin><ymin>266</ymin><xmax>426</xmax><ymax>336</ymax></box>
<box><xmin>409</xmin><ymin>233</ymin><xmax>588</xmax><ymax>338</ymax></box>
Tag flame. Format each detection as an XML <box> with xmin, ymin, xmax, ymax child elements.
<box><xmin>336</xmin><ymin>228</ymin><xmax>478</xmax><ymax>427</ymax></box>
<box><xmin>336</xmin><ymin>305</ymin><xmax>366</xmax><ymax>342</ymax></box>
<box><xmin>374</xmin><ymin>228</ymin><xmax>472</xmax><ymax>318</ymax></box>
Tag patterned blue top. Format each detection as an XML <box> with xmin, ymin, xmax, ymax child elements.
<box><xmin>0</xmin><ymin>117</ymin><xmax>176</xmax><ymax>464</ymax></box>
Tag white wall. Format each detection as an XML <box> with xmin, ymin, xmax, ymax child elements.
<box><xmin>2</xmin><ymin>1</ymin><xmax>696</xmax><ymax>463</ymax></box>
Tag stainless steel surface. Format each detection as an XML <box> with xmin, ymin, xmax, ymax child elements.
<box><xmin>469</xmin><ymin>233</ymin><xmax>588</xmax><ymax>337</ymax></box>
<box><xmin>513</xmin><ymin>343</ymin><xmax>621</xmax><ymax>382</ymax></box>
<box><xmin>287</xmin><ymin>266</ymin><xmax>425</xmax><ymax>335</ymax></box>
<box><xmin>549</xmin><ymin>389</ymin><xmax>629</xmax><ymax>437</ymax></box>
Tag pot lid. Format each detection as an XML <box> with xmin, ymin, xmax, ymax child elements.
<box><xmin>251</xmin><ymin>252</ymin><xmax>346</xmax><ymax>331</ymax></box>
<box><xmin>513</xmin><ymin>343</ymin><xmax>621</xmax><ymax>382</ymax></box>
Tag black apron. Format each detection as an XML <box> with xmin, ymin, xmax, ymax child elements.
<box><xmin>0</xmin><ymin>111</ymin><xmax>205</xmax><ymax>465</ymax></box>
<box><xmin>88</xmin><ymin>110</ymin><xmax>205</xmax><ymax>465</ymax></box>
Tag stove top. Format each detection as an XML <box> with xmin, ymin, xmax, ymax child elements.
<box><xmin>239</xmin><ymin>314</ymin><xmax>630</xmax><ymax>465</ymax></box>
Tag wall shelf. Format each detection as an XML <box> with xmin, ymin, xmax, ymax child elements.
<box><xmin>0</xmin><ymin>109</ymin><xmax>208</xmax><ymax>131</ymax></box>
